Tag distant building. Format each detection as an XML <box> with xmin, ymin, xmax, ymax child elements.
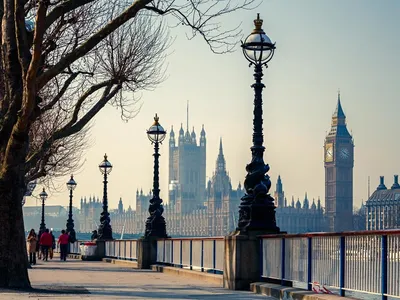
<box><xmin>353</xmin><ymin>202</ymin><xmax>366</xmax><ymax>231</ymax></box>
<box><xmin>324</xmin><ymin>93</ymin><xmax>354</xmax><ymax>232</ymax></box>
<box><xmin>168</xmin><ymin>119</ymin><xmax>206</xmax><ymax>213</ymax></box>
<box><xmin>102</xmin><ymin>138</ymin><xmax>243</xmax><ymax>236</ymax></box>
<box><xmin>274</xmin><ymin>176</ymin><xmax>326</xmax><ymax>233</ymax></box>
<box><xmin>78</xmin><ymin>196</ymin><xmax>102</xmax><ymax>232</ymax></box>
<box><xmin>23</xmin><ymin>205</ymin><xmax>76</xmax><ymax>231</ymax></box>
<box><xmin>365</xmin><ymin>175</ymin><xmax>400</xmax><ymax>230</ymax></box>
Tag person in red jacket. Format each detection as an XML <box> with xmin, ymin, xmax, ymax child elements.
<box><xmin>39</xmin><ymin>229</ymin><xmax>52</xmax><ymax>261</ymax></box>
<box><xmin>58</xmin><ymin>230</ymin><xmax>70</xmax><ymax>261</ymax></box>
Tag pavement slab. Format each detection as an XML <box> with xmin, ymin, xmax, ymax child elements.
<box><xmin>0</xmin><ymin>258</ymin><xmax>273</xmax><ymax>299</ymax></box>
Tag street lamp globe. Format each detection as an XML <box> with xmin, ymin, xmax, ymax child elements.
<box><xmin>39</xmin><ymin>188</ymin><xmax>48</xmax><ymax>201</ymax></box>
<box><xmin>147</xmin><ymin>114</ymin><xmax>166</xmax><ymax>144</ymax></box>
<box><xmin>99</xmin><ymin>154</ymin><xmax>113</xmax><ymax>175</ymax></box>
<box><xmin>242</xmin><ymin>13</ymin><xmax>275</xmax><ymax>66</ymax></box>
<box><xmin>66</xmin><ymin>175</ymin><xmax>77</xmax><ymax>191</ymax></box>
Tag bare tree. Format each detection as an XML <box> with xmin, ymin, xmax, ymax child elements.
<box><xmin>0</xmin><ymin>0</ymin><xmax>258</xmax><ymax>288</ymax></box>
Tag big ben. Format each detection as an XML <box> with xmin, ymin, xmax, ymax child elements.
<box><xmin>324</xmin><ymin>92</ymin><xmax>354</xmax><ymax>232</ymax></box>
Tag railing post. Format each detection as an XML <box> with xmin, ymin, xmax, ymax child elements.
<box><xmin>281</xmin><ymin>237</ymin><xmax>286</xmax><ymax>286</ymax></box>
<box><xmin>340</xmin><ymin>236</ymin><xmax>346</xmax><ymax>297</ymax></box>
<box><xmin>307</xmin><ymin>237</ymin><xmax>312</xmax><ymax>291</ymax></box>
<box><xmin>163</xmin><ymin>239</ymin><xmax>166</xmax><ymax>264</ymax></box>
<box><xmin>189</xmin><ymin>240</ymin><xmax>193</xmax><ymax>270</ymax></box>
<box><xmin>180</xmin><ymin>240</ymin><xmax>183</xmax><ymax>268</ymax></box>
<box><xmin>201</xmin><ymin>240</ymin><xmax>204</xmax><ymax>272</ymax></box>
<box><xmin>381</xmin><ymin>235</ymin><xmax>388</xmax><ymax>300</ymax></box>
<box><xmin>124</xmin><ymin>240</ymin><xmax>127</xmax><ymax>260</ymax></box>
<box><xmin>171</xmin><ymin>240</ymin><xmax>174</xmax><ymax>266</ymax></box>
<box><xmin>213</xmin><ymin>239</ymin><xmax>217</xmax><ymax>274</ymax></box>
<box><xmin>259</xmin><ymin>238</ymin><xmax>263</xmax><ymax>280</ymax></box>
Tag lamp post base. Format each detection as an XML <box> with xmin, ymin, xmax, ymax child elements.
<box><xmin>236</xmin><ymin>193</ymin><xmax>280</xmax><ymax>235</ymax></box>
<box><xmin>144</xmin><ymin>215</ymin><xmax>168</xmax><ymax>238</ymax></box>
<box><xmin>98</xmin><ymin>222</ymin><xmax>113</xmax><ymax>241</ymax></box>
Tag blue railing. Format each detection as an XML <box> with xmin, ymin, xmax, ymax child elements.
<box><xmin>260</xmin><ymin>230</ymin><xmax>400</xmax><ymax>300</ymax></box>
<box><xmin>156</xmin><ymin>237</ymin><xmax>224</xmax><ymax>274</ymax></box>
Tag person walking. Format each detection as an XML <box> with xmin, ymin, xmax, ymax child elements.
<box><xmin>91</xmin><ymin>230</ymin><xmax>98</xmax><ymax>241</ymax></box>
<box><xmin>26</xmin><ymin>229</ymin><xmax>38</xmax><ymax>265</ymax></box>
<box><xmin>58</xmin><ymin>230</ymin><xmax>69</xmax><ymax>261</ymax></box>
<box><xmin>49</xmin><ymin>229</ymin><xmax>56</xmax><ymax>259</ymax></box>
<box><xmin>37</xmin><ymin>230</ymin><xmax>42</xmax><ymax>259</ymax></box>
<box><xmin>39</xmin><ymin>229</ymin><xmax>52</xmax><ymax>261</ymax></box>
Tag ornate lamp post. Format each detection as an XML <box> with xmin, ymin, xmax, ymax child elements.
<box><xmin>66</xmin><ymin>175</ymin><xmax>77</xmax><ymax>243</ymax></box>
<box><xmin>39</xmin><ymin>188</ymin><xmax>48</xmax><ymax>235</ymax></box>
<box><xmin>145</xmin><ymin>114</ymin><xmax>168</xmax><ymax>238</ymax></box>
<box><xmin>98</xmin><ymin>154</ymin><xmax>113</xmax><ymax>240</ymax></box>
<box><xmin>236</xmin><ymin>14</ymin><xmax>280</xmax><ymax>234</ymax></box>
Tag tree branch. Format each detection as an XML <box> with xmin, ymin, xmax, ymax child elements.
<box><xmin>17</xmin><ymin>0</ymin><xmax>49</xmax><ymax>133</ymax></box>
<box><xmin>45</xmin><ymin>0</ymin><xmax>94</xmax><ymax>31</ymax></box>
<box><xmin>38</xmin><ymin>0</ymin><xmax>152</xmax><ymax>89</ymax></box>
<box><xmin>26</xmin><ymin>83</ymin><xmax>121</xmax><ymax>168</ymax></box>
<box><xmin>39</xmin><ymin>72</ymin><xmax>79</xmax><ymax>114</ymax></box>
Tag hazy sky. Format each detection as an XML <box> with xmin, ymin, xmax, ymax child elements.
<box><xmin>25</xmin><ymin>1</ymin><xmax>400</xmax><ymax>212</ymax></box>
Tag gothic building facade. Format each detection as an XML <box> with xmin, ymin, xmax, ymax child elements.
<box><xmin>324</xmin><ymin>93</ymin><xmax>354</xmax><ymax>232</ymax></box>
<box><xmin>77</xmin><ymin>96</ymin><xmax>361</xmax><ymax>235</ymax></box>
<box><xmin>96</xmin><ymin>136</ymin><xmax>243</xmax><ymax>237</ymax></box>
<box><xmin>365</xmin><ymin>175</ymin><xmax>400</xmax><ymax>230</ymax></box>
<box><xmin>274</xmin><ymin>176</ymin><xmax>326</xmax><ymax>233</ymax></box>
<box><xmin>78</xmin><ymin>196</ymin><xmax>102</xmax><ymax>233</ymax></box>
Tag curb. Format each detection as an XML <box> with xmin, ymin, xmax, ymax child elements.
<box><xmin>151</xmin><ymin>264</ymin><xmax>222</xmax><ymax>285</ymax></box>
<box><xmin>102</xmin><ymin>258</ymin><xmax>138</xmax><ymax>268</ymax></box>
<box><xmin>250</xmin><ymin>283</ymin><xmax>356</xmax><ymax>300</ymax></box>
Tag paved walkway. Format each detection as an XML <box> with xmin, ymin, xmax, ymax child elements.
<box><xmin>0</xmin><ymin>258</ymin><xmax>272</xmax><ymax>299</ymax></box>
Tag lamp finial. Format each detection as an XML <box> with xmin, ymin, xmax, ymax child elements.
<box><xmin>153</xmin><ymin>113</ymin><xmax>160</xmax><ymax>126</ymax></box>
<box><xmin>253</xmin><ymin>13</ymin><xmax>263</xmax><ymax>32</ymax></box>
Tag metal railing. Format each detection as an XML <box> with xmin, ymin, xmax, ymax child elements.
<box><xmin>104</xmin><ymin>239</ymin><xmax>138</xmax><ymax>260</ymax></box>
<box><xmin>260</xmin><ymin>230</ymin><xmax>400</xmax><ymax>300</ymax></box>
<box><xmin>54</xmin><ymin>240</ymin><xmax>84</xmax><ymax>254</ymax></box>
<box><xmin>156</xmin><ymin>237</ymin><xmax>224</xmax><ymax>273</ymax></box>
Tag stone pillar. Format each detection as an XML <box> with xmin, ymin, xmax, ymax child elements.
<box><xmin>137</xmin><ymin>237</ymin><xmax>158</xmax><ymax>269</ymax></box>
<box><xmin>95</xmin><ymin>240</ymin><xmax>105</xmax><ymax>259</ymax></box>
<box><xmin>223</xmin><ymin>233</ymin><xmax>260</xmax><ymax>290</ymax></box>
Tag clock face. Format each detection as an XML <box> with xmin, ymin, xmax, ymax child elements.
<box><xmin>339</xmin><ymin>147</ymin><xmax>350</xmax><ymax>160</ymax></box>
<box><xmin>325</xmin><ymin>143</ymin><xmax>334</xmax><ymax>162</ymax></box>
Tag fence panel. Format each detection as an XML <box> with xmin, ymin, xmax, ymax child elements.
<box><xmin>284</xmin><ymin>238</ymin><xmax>308</xmax><ymax>283</ymax></box>
<box><xmin>262</xmin><ymin>238</ymin><xmax>281</xmax><ymax>279</ymax></box>
<box><xmin>215</xmin><ymin>239</ymin><xmax>224</xmax><ymax>271</ymax></box>
<box><xmin>387</xmin><ymin>234</ymin><xmax>400</xmax><ymax>298</ymax></box>
<box><xmin>312</xmin><ymin>236</ymin><xmax>340</xmax><ymax>288</ymax></box>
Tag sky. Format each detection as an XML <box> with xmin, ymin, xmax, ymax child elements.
<box><xmin>25</xmin><ymin>1</ymin><xmax>400</xmax><ymax>212</ymax></box>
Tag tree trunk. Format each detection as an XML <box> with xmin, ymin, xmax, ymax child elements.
<box><xmin>0</xmin><ymin>168</ymin><xmax>31</xmax><ymax>288</ymax></box>
<box><xmin>0</xmin><ymin>109</ymin><xmax>32</xmax><ymax>288</ymax></box>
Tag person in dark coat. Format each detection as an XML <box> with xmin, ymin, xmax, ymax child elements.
<box><xmin>91</xmin><ymin>230</ymin><xmax>98</xmax><ymax>241</ymax></box>
<box><xmin>49</xmin><ymin>229</ymin><xmax>56</xmax><ymax>259</ymax></box>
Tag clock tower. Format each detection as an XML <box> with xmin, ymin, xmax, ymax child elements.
<box><xmin>324</xmin><ymin>92</ymin><xmax>354</xmax><ymax>232</ymax></box>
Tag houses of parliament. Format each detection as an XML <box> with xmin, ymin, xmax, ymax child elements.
<box><xmin>78</xmin><ymin>95</ymin><xmax>356</xmax><ymax>236</ymax></box>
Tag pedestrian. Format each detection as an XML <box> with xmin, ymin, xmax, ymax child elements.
<box><xmin>26</xmin><ymin>229</ymin><xmax>37</xmax><ymax>265</ymax></box>
<box><xmin>39</xmin><ymin>229</ymin><xmax>52</xmax><ymax>261</ymax></box>
<box><xmin>49</xmin><ymin>229</ymin><xmax>56</xmax><ymax>259</ymax></box>
<box><xmin>91</xmin><ymin>230</ymin><xmax>98</xmax><ymax>241</ymax></box>
<box><xmin>58</xmin><ymin>230</ymin><xmax>69</xmax><ymax>261</ymax></box>
<box><xmin>37</xmin><ymin>230</ymin><xmax>42</xmax><ymax>259</ymax></box>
